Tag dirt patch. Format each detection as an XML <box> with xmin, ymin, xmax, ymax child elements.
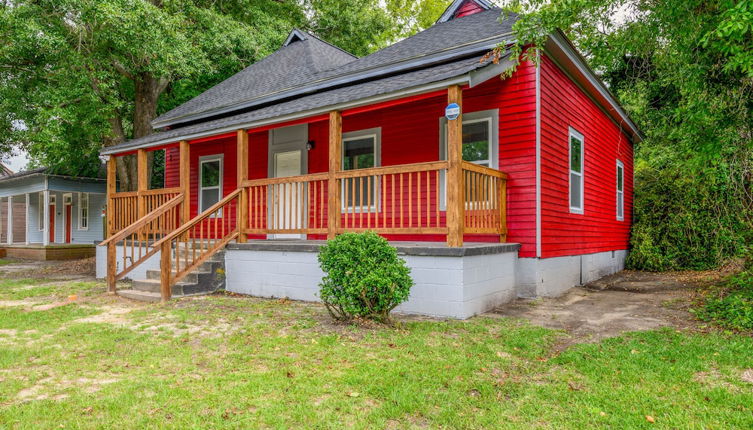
<box><xmin>0</xmin><ymin>257</ymin><xmax>95</xmax><ymax>280</ymax></box>
<box><xmin>491</xmin><ymin>270</ymin><xmax>708</xmax><ymax>346</ymax></box>
<box><xmin>742</xmin><ymin>369</ymin><xmax>753</xmax><ymax>384</ymax></box>
<box><xmin>16</xmin><ymin>376</ymin><xmax>119</xmax><ymax>402</ymax></box>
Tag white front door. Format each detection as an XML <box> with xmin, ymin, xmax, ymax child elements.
<box><xmin>269</xmin><ymin>125</ymin><xmax>307</xmax><ymax>239</ymax></box>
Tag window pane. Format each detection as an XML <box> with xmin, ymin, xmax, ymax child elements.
<box><xmin>617</xmin><ymin>193</ymin><xmax>624</xmax><ymax>217</ymax></box>
<box><xmin>343</xmin><ymin>137</ymin><xmax>375</xmax><ymax>170</ymax></box>
<box><xmin>570</xmin><ymin>136</ymin><xmax>582</xmax><ymax>173</ymax></box>
<box><xmin>201</xmin><ymin>189</ymin><xmax>220</xmax><ymax>212</ymax></box>
<box><xmin>570</xmin><ymin>173</ymin><xmax>582</xmax><ymax>209</ymax></box>
<box><xmin>617</xmin><ymin>165</ymin><xmax>624</xmax><ymax>191</ymax></box>
<box><xmin>201</xmin><ymin>161</ymin><xmax>221</xmax><ymax>187</ymax></box>
<box><xmin>344</xmin><ymin>177</ymin><xmax>377</xmax><ymax>209</ymax></box>
<box><xmin>462</xmin><ymin>121</ymin><xmax>489</xmax><ymax>163</ymax></box>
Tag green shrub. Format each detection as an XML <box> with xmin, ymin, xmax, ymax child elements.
<box><xmin>317</xmin><ymin>232</ymin><xmax>413</xmax><ymax>323</ymax></box>
<box><xmin>694</xmin><ymin>263</ymin><xmax>753</xmax><ymax>331</ymax></box>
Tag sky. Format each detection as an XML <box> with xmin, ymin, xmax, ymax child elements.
<box><xmin>1</xmin><ymin>149</ymin><xmax>29</xmax><ymax>173</ymax></box>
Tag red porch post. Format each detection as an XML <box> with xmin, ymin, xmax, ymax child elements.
<box><xmin>327</xmin><ymin>111</ymin><xmax>342</xmax><ymax>240</ymax></box>
<box><xmin>446</xmin><ymin>85</ymin><xmax>464</xmax><ymax>247</ymax></box>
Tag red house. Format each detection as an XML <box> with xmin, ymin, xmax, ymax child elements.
<box><xmin>98</xmin><ymin>0</ymin><xmax>640</xmax><ymax>318</ymax></box>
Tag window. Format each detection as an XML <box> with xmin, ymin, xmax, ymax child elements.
<box><xmin>439</xmin><ymin>110</ymin><xmax>499</xmax><ymax>208</ymax></box>
<box><xmin>616</xmin><ymin>160</ymin><xmax>624</xmax><ymax>221</ymax></box>
<box><xmin>440</xmin><ymin>110</ymin><xmax>498</xmax><ymax>168</ymax></box>
<box><xmin>38</xmin><ymin>193</ymin><xmax>44</xmax><ymax>231</ymax></box>
<box><xmin>342</xmin><ymin>128</ymin><xmax>380</xmax><ymax>211</ymax></box>
<box><xmin>569</xmin><ymin>128</ymin><xmax>584</xmax><ymax>213</ymax></box>
<box><xmin>199</xmin><ymin>155</ymin><xmax>223</xmax><ymax>215</ymax></box>
<box><xmin>78</xmin><ymin>193</ymin><xmax>89</xmax><ymax>230</ymax></box>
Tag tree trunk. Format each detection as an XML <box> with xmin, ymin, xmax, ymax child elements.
<box><xmin>133</xmin><ymin>73</ymin><xmax>168</xmax><ymax>188</ymax></box>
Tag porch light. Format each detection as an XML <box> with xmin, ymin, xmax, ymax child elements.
<box><xmin>306</xmin><ymin>140</ymin><xmax>315</xmax><ymax>151</ymax></box>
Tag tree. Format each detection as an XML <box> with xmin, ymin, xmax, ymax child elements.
<box><xmin>0</xmin><ymin>0</ymin><xmax>304</xmax><ymax>188</ymax></box>
<box><xmin>500</xmin><ymin>0</ymin><xmax>753</xmax><ymax>269</ymax></box>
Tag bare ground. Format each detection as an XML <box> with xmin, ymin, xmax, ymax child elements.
<box><xmin>491</xmin><ymin>270</ymin><xmax>724</xmax><ymax>346</ymax></box>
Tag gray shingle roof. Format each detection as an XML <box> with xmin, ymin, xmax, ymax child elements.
<box><xmin>153</xmin><ymin>30</ymin><xmax>358</xmax><ymax>128</ymax></box>
<box><xmin>152</xmin><ymin>8</ymin><xmax>515</xmax><ymax>128</ymax></box>
<box><xmin>103</xmin><ymin>53</ymin><xmax>508</xmax><ymax>155</ymax></box>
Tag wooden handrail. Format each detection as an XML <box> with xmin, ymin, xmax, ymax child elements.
<box><xmin>241</xmin><ymin>172</ymin><xmax>329</xmax><ymax>187</ymax></box>
<box><xmin>152</xmin><ymin>188</ymin><xmax>242</xmax><ymax>251</ymax></box>
<box><xmin>111</xmin><ymin>191</ymin><xmax>138</xmax><ymax>198</ymax></box>
<box><xmin>140</xmin><ymin>187</ymin><xmax>181</xmax><ymax>196</ymax></box>
<box><xmin>156</xmin><ymin>188</ymin><xmax>243</xmax><ymax>301</ymax></box>
<box><xmin>461</xmin><ymin>161</ymin><xmax>508</xmax><ymax>179</ymax></box>
<box><xmin>100</xmin><ymin>194</ymin><xmax>184</xmax><ymax>247</ymax></box>
<box><xmin>334</xmin><ymin>161</ymin><xmax>448</xmax><ymax>179</ymax></box>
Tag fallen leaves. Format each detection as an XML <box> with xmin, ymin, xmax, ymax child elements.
<box><xmin>645</xmin><ymin>415</ymin><xmax>655</xmax><ymax>423</ymax></box>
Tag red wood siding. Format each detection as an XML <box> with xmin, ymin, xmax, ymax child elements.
<box><xmin>159</xmin><ymin>62</ymin><xmax>538</xmax><ymax>251</ymax></box>
<box><xmin>539</xmin><ymin>54</ymin><xmax>633</xmax><ymax>258</ymax></box>
<box><xmin>454</xmin><ymin>0</ymin><xmax>485</xmax><ymax>18</ymax></box>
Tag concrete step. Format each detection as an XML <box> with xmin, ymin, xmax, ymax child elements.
<box><xmin>145</xmin><ymin>269</ymin><xmax>206</xmax><ymax>283</ymax></box>
<box><xmin>118</xmin><ymin>289</ymin><xmax>163</xmax><ymax>303</ymax></box>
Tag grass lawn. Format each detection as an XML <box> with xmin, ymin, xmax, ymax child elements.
<box><xmin>0</xmin><ymin>278</ymin><xmax>752</xmax><ymax>429</ymax></box>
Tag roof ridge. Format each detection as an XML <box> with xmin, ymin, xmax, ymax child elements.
<box><xmin>301</xmin><ymin>29</ymin><xmax>358</xmax><ymax>60</ymax></box>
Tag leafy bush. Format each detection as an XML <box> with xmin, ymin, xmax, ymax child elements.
<box><xmin>627</xmin><ymin>150</ymin><xmax>752</xmax><ymax>271</ymax></box>
<box><xmin>694</xmin><ymin>261</ymin><xmax>753</xmax><ymax>331</ymax></box>
<box><xmin>318</xmin><ymin>232</ymin><xmax>413</xmax><ymax>323</ymax></box>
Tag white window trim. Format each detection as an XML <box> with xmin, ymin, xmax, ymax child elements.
<box><xmin>616</xmin><ymin>159</ymin><xmax>624</xmax><ymax>221</ymax></box>
<box><xmin>341</xmin><ymin>128</ymin><xmax>381</xmax><ymax>213</ymax></box>
<box><xmin>78</xmin><ymin>192</ymin><xmax>90</xmax><ymax>230</ymax></box>
<box><xmin>38</xmin><ymin>192</ymin><xmax>44</xmax><ymax>231</ymax></box>
<box><xmin>198</xmin><ymin>154</ymin><xmax>224</xmax><ymax>217</ymax></box>
<box><xmin>438</xmin><ymin>109</ymin><xmax>500</xmax><ymax>209</ymax></box>
<box><xmin>568</xmin><ymin>127</ymin><xmax>585</xmax><ymax>214</ymax></box>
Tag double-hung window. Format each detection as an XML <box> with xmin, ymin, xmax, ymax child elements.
<box><xmin>569</xmin><ymin>128</ymin><xmax>584</xmax><ymax>213</ymax></box>
<box><xmin>616</xmin><ymin>160</ymin><xmax>624</xmax><ymax>221</ymax></box>
<box><xmin>439</xmin><ymin>109</ymin><xmax>499</xmax><ymax>208</ymax></box>
<box><xmin>342</xmin><ymin>128</ymin><xmax>381</xmax><ymax>212</ymax></box>
<box><xmin>78</xmin><ymin>193</ymin><xmax>89</xmax><ymax>230</ymax></box>
<box><xmin>199</xmin><ymin>155</ymin><xmax>223</xmax><ymax>216</ymax></box>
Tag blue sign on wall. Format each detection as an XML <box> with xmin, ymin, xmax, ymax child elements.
<box><xmin>445</xmin><ymin>103</ymin><xmax>461</xmax><ymax>120</ymax></box>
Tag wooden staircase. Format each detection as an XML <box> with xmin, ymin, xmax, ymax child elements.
<box><xmin>104</xmin><ymin>189</ymin><xmax>243</xmax><ymax>302</ymax></box>
<box><xmin>118</xmin><ymin>248</ymin><xmax>226</xmax><ymax>302</ymax></box>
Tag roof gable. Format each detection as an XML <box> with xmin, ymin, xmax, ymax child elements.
<box><xmin>283</xmin><ymin>29</ymin><xmax>308</xmax><ymax>46</ymax></box>
<box><xmin>437</xmin><ymin>0</ymin><xmax>494</xmax><ymax>23</ymax></box>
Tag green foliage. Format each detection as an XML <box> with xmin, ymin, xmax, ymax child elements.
<box><xmin>317</xmin><ymin>232</ymin><xmax>413</xmax><ymax>323</ymax></box>
<box><xmin>695</xmin><ymin>261</ymin><xmax>753</xmax><ymax>331</ymax></box>
<box><xmin>501</xmin><ymin>0</ymin><xmax>753</xmax><ymax>270</ymax></box>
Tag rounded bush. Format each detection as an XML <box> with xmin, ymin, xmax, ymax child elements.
<box><xmin>318</xmin><ymin>232</ymin><xmax>413</xmax><ymax>323</ymax></box>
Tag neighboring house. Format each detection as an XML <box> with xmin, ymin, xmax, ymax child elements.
<box><xmin>97</xmin><ymin>0</ymin><xmax>640</xmax><ymax>318</ymax></box>
<box><xmin>0</xmin><ymin>168</ymin><xmax>106</xmax><ymax>260</ymax></box>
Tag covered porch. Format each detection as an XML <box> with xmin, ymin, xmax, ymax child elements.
<box><xmin>103</xmin><ymin>83</ymin><xmax>511</xmax><ymax>298</ymax></box>
<box><xmin>0</xmin><ymin>171</ymin><xmax>106</xmax><ymax>260</ymax></box>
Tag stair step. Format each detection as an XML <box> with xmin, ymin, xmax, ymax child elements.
<box><xmin>118</xmin><ymin>289</ymin><xmax>163</xmax><ymax>303</ymax></box>
<box><xmin>145</xmin><ymin>270</ymin><xmax>208</xmax><ymax>282</ymax></box>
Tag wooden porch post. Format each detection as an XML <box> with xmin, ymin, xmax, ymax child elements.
<box><xmin>179</xmin><ymin>141</ymin><xmax>190</xmax><ymax>226</ymax></box>
<box><xmin>327</xmin><ymin>111</ymin><xmax>342</xmax><ymax>240</ymax></box>
<box><xmin>446</xmin><ymin>85</ymin><xmax>464</xmax><ymax>247</ymax></box>
<box><xmin>236</xmin><ymin>130</ymin><xmax>249</xmax><ymax>243</ymax></box>
<box><xmin>106</xmin><ymin>156</ymin><xmax>116</xmax><ymax>238</ymax></box>
<box><xmin>137</xmin><ymin>149</ymin><xmax>148</xmax><ymax>219</ymax></box>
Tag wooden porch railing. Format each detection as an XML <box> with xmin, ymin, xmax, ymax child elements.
<box><xmin>462</xmin><ymin>162</ymin><xmax>508</xmax><ymax>239</ymax></box>
<box><xmin>100</xmin><ymin>194</ymin><xmax>184</xmax><ymax>292</ymax></box>
<box><xmin>152</xmin><ymin>189</ymin><xmax>242</xmax><ymax>301</ymax></box>
<box><xmin>108</xmin><ymin>187</ymin><xmax>181</xmax><ymax>236</ymax></box>
<box><xmin>242</xmin><ymin>173</ymin><xmax>329</xmax><ymax>235</ymax></box>
<box><xmin>335</xmin><ymin>161</ymin><xmax>449</xmax><ymax>234</ymax></box>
